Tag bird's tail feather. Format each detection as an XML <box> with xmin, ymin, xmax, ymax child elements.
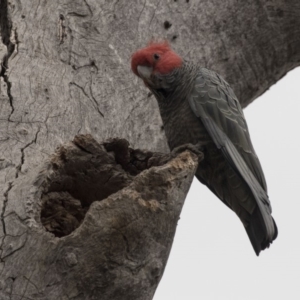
<box><xmin>245</xmin><ymin>206</ymin><xmax>278</xmax><ymax>256</ymax></box>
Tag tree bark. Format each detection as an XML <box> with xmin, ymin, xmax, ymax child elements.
<box><xmin>0</xmin><ymin>0</ymin><xmax>299</xmax><ymax>299</ymax></box>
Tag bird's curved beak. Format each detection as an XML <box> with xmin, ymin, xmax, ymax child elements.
<box><xmin>137</xmin><ymin>65</ymin><xmax>153</xmax><ymax>81</ymax></box>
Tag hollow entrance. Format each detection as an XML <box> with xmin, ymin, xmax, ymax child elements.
<box><xmin>40</xmin><ymin>135</ymin><xmax>160</xmax><ymax>237</ymax></box>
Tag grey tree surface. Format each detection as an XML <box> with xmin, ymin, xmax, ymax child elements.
<box><xmin>0</xmin><ymin>0</ymin><xmax>299</xmax><ymax>299</ymax></box>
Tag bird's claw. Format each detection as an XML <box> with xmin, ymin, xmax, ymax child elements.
<box><xmin>171</xmin><ymin>143</ymin><xmax>204</xmax><ymax>162</ymax></box>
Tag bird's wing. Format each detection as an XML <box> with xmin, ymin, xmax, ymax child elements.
<box><xmin>188</xmin><ymin>68</ymin><xmax>275</xmax><ymax>240</ymax></box>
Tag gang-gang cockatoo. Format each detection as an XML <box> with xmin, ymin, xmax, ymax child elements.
<box><xmin>131</xmin><ymin>41</ymin><xmax>277</xmax><ymax>255</ymax></box>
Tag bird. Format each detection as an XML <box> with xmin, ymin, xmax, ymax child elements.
<box><xmin>131</xmin><ymin>41</ymin><xmax>277</xmax><ymax>255</ymax></box>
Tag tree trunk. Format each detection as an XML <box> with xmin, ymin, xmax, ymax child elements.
<box><xmin>0</xmin><ymin>0</ymin><xmax>299</xmax><ymax>299</ymax></box>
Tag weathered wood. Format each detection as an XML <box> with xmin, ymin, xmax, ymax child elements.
<box><xmin>0</xmin><ymin>134</ymin><xmax>198</xmax><ymax>299</ymax></box>
<box><xmin>0</xmin><ymin>0</ymin><xmax>299</xmax><ymax>299</ymax></box>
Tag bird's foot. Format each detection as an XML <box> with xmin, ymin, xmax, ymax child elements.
<box><xmin>171</xmin><ymin>142</ymin><xmax>204</xmax><ymax>162</ymax></box>
<box><xmin>147</xmin><ymin>143</ymin><xmax>204</xmax><ymax>167</ymax></box>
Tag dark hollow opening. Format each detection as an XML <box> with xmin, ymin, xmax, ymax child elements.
<box><xmin>40</xmin><ymin>135</ymin><xmax>165</xmax><ymax>238</ymax></box>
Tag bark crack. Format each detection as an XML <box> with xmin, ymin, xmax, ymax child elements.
<box><xmin>67</xmin><ymin>21</ymin><xmax>74</xmax><ymax>65</ymax></box>
<box><xmin>18</xmin><ymin>272</ymin><xmax>40</xmax><ymax>300</ymax></box>
<box><xmin>1</xmin><ymin>182</ymin><xmax>13</xmax><ymax>236</ymax></box>
<box><xmin>70</xmin><ymin>82</ymin><xmax>104</xmax><ymax>117</ymax></box>
<box><xmin>15</xmin><ymin>128</ymin><xmax>40</xmax><ymax>178</ymax></box>
<box><xmin>83</xmin><ymin>0</ymin><xmax>93</xmax><ymax>16</ymax></box>
<box><xmin>1</xmin><ymin>232</ymin><xmax>28</xmax><ymax>260</ymax></box>
<box><xmin>58</xmin><ymin>14</ymin><xmax>67</xmax><ymax>44</ymax></box>
<box><xmin>0</xmin><ymin>0</ymin><xmax>16</xmax><ymax>121</ymax></box>
<box><xmin>149</xmin><ymin>0</ymin><xmax>162</xmax><ymax>26</ymax></box>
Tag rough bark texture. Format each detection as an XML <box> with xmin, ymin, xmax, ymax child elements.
<box><xmin>0</xmin><ymin>134</ymin><xmax>198</xmax><ymax>300</ymax></box>
<box><xmin>0</xmin><ymin>0</ymin><xmax>299</xmax><ymax>299</ymax></box>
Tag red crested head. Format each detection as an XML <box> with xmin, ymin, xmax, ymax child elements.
<box><xmin>131</xmin><ymin>41</ymin><xmax>183</xmax><ymax>78</ymax></box>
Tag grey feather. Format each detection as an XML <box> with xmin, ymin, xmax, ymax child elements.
<box><xmin>149</xmin><ymin>63</ymin><xmax>277</xmax><ymax>255</ymax></box>
<box><xmin>189</xmin><ymin>68</ymin><xmax>276</xmax><ymax>252</ymax></box>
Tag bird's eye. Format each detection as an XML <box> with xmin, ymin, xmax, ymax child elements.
<box><xmin>153</xmin><ymin>53</ymin><xmax>160</xmax><ymax>60</ymax></box>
